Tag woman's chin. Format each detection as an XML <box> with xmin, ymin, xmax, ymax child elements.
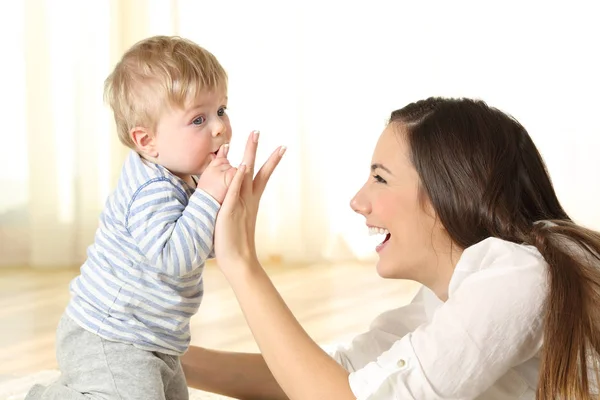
<box><xmin>375</xmin><ymin>260</ymin><xmax>396</xmax><ymax>279</ymax></box>
<box><xmin>375</xmin><ymin>254</ymin><xmax>411</xmax><ymax>279</ymax></box>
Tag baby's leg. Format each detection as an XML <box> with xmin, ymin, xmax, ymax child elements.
<box><xmin>25</xmin><ymin>314</ymin><xmax>116</xmax><ymax>399</ymax></box>
<box><xmin>25</xmin><ymin>314</ymin><xmax>187</xmax><ymax>400</ymax></box>
<box><xmin>97</xmin><ymin>340</ymin><xmax>188</xmax><ymax>400</ymax></box>
<box><xmin>25</xmin><ymin>383</ymin><xmax>89</xmax><ymax>399</ymax></box>
<box><xmin>164</xmin><ymin>356</ymin><xmax>189</xmax><ymax>400</ymax></box>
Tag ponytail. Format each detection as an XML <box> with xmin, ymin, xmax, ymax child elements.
<box><xmin>530</xmin><ymin>220</ymin><xmax>600</xmax><ymax>399</ymax></box>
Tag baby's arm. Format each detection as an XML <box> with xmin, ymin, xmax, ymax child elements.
<box><xmin>126</xmin><ymin>181</ymin><xmax>219</xmax><ymax>277</ymax></box>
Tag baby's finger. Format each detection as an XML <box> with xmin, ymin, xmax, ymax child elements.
<box><xmin>224</xmin><ymin>167</ymin><xmax>237</xmax><ymax>188</ymax></box>
<box><xmin>216</xmin><ymin>143</ymin><xmax>230</xmax><ymax>159</ymax></box>
<box><xmin>208</xmin><ymin>158</ymin><xmax>232</xmax><ymax>170</ymax></box>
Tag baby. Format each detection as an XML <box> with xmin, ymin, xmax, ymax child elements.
<box><xmin>26</xmin><ymin>36</ymin><xmax>235</xmax><ymax>400</ymax></box>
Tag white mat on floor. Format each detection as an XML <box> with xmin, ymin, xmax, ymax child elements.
<box><xmin>0</xmin><ymin>370</ymin><xmax>232</xmax><ymax>400</ymax></box>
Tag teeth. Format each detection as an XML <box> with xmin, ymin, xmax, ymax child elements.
<box><xmin>368</xmin><ymin>227</ymin><xmax>389</xmax><ymax>236</ymax></box>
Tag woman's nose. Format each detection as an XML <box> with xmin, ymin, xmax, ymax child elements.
<box><xmin>350</xmin><ymin>187</ymin><xmax>370</xmax><ymax>216</ymax></box>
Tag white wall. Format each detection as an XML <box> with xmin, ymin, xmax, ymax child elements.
<box><xmin>1</xmin><ymin>0</ymin><xmax>598</xmax><ymax>265</ymax></box>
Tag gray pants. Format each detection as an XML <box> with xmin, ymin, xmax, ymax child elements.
<box><xmin>25</xmin><ymin>314</ymin><xmax>189</xmax><ymax>400</ymax></box>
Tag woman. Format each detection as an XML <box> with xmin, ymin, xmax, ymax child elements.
<box><xmin>183</xmin><ymin>98</ymin><xmax>600</xmax><ymax>399</ymax></box>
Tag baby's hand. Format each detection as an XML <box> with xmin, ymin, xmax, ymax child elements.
<box><xmin>196</xmin><ymin>144</ymin><xmax>237</xmax><ymax>204</ymax></box>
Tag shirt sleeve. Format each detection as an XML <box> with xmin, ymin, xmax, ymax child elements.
<box><xmin>348</xmin><ymin>255</ymin><xmax>547</xmax><ymax>400</ymax></box>
<box><xmin>326</xmin><ymin>286</ymin><xmax>431</xmax><ymax>372</ymax></box>
<box><xmin>126</xmin><ymin>179</ymin><xmax>220</xmax><ymax>277</ymax></box>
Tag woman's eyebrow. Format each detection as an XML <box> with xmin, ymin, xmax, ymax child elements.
<box><xmin>371</xmin><ymin>163</ymin><xmax>393</xmax><ymax>175</ymax></box>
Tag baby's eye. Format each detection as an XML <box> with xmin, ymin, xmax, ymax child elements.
<box><xmin>192</xmin><ymin>116</ymin><xmax>205</xmax><ymax>125</ymax></box>
<box><xmin>217</xmin><ymin>107</ymin><xmax>227</xmax><ymax>117</ymax></box>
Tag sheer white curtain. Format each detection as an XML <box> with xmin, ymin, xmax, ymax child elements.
<box><xmin>0</xmin><ymin>0</ymin><xmax>112</xmax><ymax>268</ymax></box>
<box><xmin>1</xmin><ymin>0</ymin><xmax>599</xmax><ymax>268</ymax></box>
<box><xmin>0</xmin><ymin>0</ymin><xmax>177</xmax><ymax>268</ymax></box>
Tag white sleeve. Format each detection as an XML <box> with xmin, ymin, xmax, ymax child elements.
<box><xmin>348</xmin><ymin>256</ymin><xmax>547</xmax><ymax>400</ymax></box>
<box><xmin>325</xmin><ymin>286</ymin><xmax>431</xmax><ymax>372</ymax></box>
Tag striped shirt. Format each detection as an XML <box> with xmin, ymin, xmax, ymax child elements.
<box><xmin>66</xmin><ymin>151</ymin><xmax>219</xmax><ymax>355</ymax></box>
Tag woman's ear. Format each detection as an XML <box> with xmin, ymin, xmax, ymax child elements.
<box><xmin>131</xmin><ymin>127</ymin><xmax>158</xmax><ymax>158</ymax></box>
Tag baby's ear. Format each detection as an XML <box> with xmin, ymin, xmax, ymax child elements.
<box><xmin>131</xmin><ymin>127</ymin><xmax>158</xmax><ymax>157</ymax></box>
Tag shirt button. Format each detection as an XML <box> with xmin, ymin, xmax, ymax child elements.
<box><xmin>397</xmin><ymin>359</ymin><xmax>406</xmax><ymax>368</ymax></box>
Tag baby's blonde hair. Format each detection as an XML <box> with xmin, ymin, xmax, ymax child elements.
<box><xmin>104</xmin><ymin>36</ymin><xmax>228</xmax><ymax>148</ymax></box>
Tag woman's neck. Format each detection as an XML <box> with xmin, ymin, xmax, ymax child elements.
<box><xmin>424</xmin><ymin>245</ymin><xmax>464</xmax><ymax>302</ymax></box>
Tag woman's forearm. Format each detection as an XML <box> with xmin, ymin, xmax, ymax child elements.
<box><xmin>181</xmin><ymin>346</ymin><xmax>288</xmax><ymax>400</ymax></box>
<box><xmin>227</xmin><ymin>264</ymin><xmax>354</xmax><ymax>400</ymax></box>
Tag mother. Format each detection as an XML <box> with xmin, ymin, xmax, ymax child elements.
<box><xmin>183</xmin><ymin>97</ymin><xmax>600</xmax><ymax>399</ymax></box>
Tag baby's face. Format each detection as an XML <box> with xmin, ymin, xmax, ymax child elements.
<box><xmin>153</xmin><ymin>88</ymin><xmax>231</xmax><ymax>182</ymax></box>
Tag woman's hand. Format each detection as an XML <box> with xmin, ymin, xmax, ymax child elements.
<box><xmin>213</xmin><ymin>130</ymin><xmax>286</xmax><ymax>272</ymax></box>
<box><xmin>212</xmin><ymin>132</ymin><xmax>353</xmax><ymax>400</ymax></box>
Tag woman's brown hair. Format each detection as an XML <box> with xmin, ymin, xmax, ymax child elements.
<box><xmin>391</xmin><ymin>97</ymin><xmax>600</xmax><ymax>398</ymax></box>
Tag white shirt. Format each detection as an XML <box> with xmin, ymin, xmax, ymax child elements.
<box><xmin>327</xmin><ymin>237</ymin><xmax>548</xmax><ymax>399</ymax></box>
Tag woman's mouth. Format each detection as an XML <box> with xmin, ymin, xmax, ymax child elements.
<box><xmin>368</xmin><ymin>226</ymin><xmax>391</xmax><ymax>253</ymax></box>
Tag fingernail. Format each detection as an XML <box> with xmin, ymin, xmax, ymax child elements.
<box><xmin>253</xmin><ymin>130</ymin><xmax>260</xmax><ymax>143</ymax></box>
<box><xmin>279</xmin><ymin>146</ymin><xmax>287</xmax><ymax>156</ymax></box>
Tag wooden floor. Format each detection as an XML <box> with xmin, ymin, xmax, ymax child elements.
<box><xmin>0</xmin><ymin>262</ymin><xmax>420</xmax><ymax>377</ymax></box>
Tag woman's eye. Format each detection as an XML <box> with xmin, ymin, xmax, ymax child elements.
<box><xmin>373</xmin><ymin>174</ymin><xmax>387</xmax><ymax>184</ymax></box>
<box><xmin>192</xmin><ymin>116</ymin><xmax>205</xmax><ymax>125</ymax></box>
<box><xmin>218</xmin><ymin>107</ymin><xmax>227</xmax><ymax>117</ymax></box>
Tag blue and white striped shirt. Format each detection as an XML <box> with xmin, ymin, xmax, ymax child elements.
<box><xmin>66</xmin><ymin>151</ymin><xmax>219</xmax><ymax>355</ymax></box>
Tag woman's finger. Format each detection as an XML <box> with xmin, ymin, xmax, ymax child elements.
<box><xmin>241</xmin><ymin>131</ymin><xmax>259</xmax><ymax>196</ymax></box>
<box><xmin>221</xmin><ymin>164</ymin><xmax>246</xmax><ymax>210</ymax></box>
<box><xmin>242</xmin><ymin>131</ymin><xmax>259</xmax><ymax>174</ymax></box>
<box><xmin>254</xmin><ymin>146</ymin><xmax>286</xmax><ymax>198</ymax></box>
